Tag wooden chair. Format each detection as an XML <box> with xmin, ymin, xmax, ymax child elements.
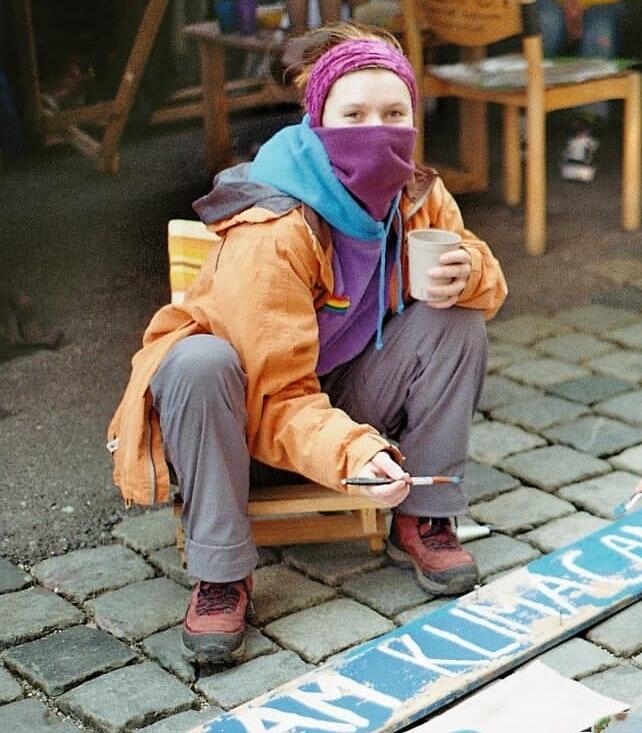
<box><xmin>399</xmin><ymin>0</ymin><xmax>641</xmax><ymax>255</ymax></box>
<box><xmin>168</xmin><ymin>220</ymin><xmax>387</xmax><ymax>557</ymax></box>
<box><xmin>12</xmin><ymin>0</ymin><xmax>203</xmax><ymax>173</ymax></box>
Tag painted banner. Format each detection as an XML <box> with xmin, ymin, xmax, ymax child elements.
<box><xmin>191</xmin><ymin>511</ymin><xmax>642</xmax><ymax>733</ymax></box>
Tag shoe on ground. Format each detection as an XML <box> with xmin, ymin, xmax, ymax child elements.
<box><xmin>182</xmin><ymin>577</ymin><xmax>253</xmax><ymax>665</ymax></box>
<box><xmin>387</xmin><ymin>513</ymin><xmax>479</xmax><ymax>595</ymax></box>
<box><xmin>560</xmin><ymin>129</ymin><xmax>599</xmax><ymax>183</ymax></box>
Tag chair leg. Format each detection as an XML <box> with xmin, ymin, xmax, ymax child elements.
<box><xmin>460</xmin><ymin>100</ymin><xmax>488</xmax><ymax>190</ymax></box>
<box><xmin>524</xmin><ymin>104</ymin><xmax>547</xmax><ymax>255</ymax></box>
<box><xmin>503</xmin><ymin>105</ymin><xmax>522</xmax><ymax>206</ymax></box>
<box><xmin>622</xmin><ymin>73</ymin><xmax>641</xmax><ymax>231</ymax></box>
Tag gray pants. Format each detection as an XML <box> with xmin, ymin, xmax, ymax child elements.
<box><xmin>150</xmin><ymin>302</ymin><xmax>487</xmax><ymax>582</ymax></box>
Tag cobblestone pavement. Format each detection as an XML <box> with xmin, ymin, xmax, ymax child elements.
<box><xmin>4</xmin><ymin>307</ymin><xmax>642</xmax><ymax>731</ymax></box>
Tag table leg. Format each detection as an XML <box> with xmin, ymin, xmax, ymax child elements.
<box><xmin>199</xmin><ymin>40</ymin><xmax>232</xmax><ymax>172</ymax></box>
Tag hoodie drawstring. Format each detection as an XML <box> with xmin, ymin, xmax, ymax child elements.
<box><xmin>376</xmin><ymin>193</ymin><xmax>403</xmax><ymax>350</ymax></box>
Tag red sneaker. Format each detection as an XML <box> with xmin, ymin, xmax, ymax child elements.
<box><xmin>387</xmin><ymin>514</ymin><xmax>479</xmax><ymax>595</ymax></box>
<box><xmin>182</xmin><ymin>577</ymin><xmax>253</xmax><ymax>665</ymax></box>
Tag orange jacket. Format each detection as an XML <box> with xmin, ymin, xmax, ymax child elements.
<box><xmin>107</xmin><ymin>171</ymin><xmax>507</xmax><ymax>506</ymax></box>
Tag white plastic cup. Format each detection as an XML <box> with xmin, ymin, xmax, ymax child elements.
<box><xmin>407</xmin><ymin>228</ymin><xmax>462</xmax><ymax>302</ymax></box>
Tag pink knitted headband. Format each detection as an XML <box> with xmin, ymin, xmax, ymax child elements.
<box><xmin>305</xmin><ymin>39</ymin><xmax>418</xmax><ymax>127</ymax></box>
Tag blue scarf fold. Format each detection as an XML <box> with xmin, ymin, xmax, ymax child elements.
<box><xmin>249</xmin><ymin>115</ymin><xmax>404</xmax><ymax>350</ymax></box>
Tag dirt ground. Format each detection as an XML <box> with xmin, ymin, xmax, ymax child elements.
<box><xmin>1</xmin><ymin>106</ymin><xmax>641</xmax><ymax>566</ymax></box>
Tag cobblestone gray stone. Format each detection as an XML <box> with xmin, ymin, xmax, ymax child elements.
<box><xmin>542</xmin><ymin>416</ymin><xmax>642</xmax><ymax>457</ymax></box>
<box><xmin>500</xmin><ymin>358</ymin><xmax>591</xmax><ymax>388</ymax></box>
<box><xmin>547</xmin><ymin>374</ymin><xmax>634</xmax><ymax>405</ymax></box>
<box><xmin>252</xmin><ymin>565</ymin><xmax>337</xmax><ymax>625</ymax></box>
<box><xmin>609</xmin><ymin>322</ymin><xmax>642</xmax><ymax>350</ymax></box>
<box><xmin>394</xmin><ymin>598</ymin><xmax>451</xmax><ymax>625</ymax></box>
<box><xmin>588</xmin><ymin>351</ymin><xmax>642</xmax><ymax>383</ymax></box>
<box><xmin>0</xmin><ymin>587</ymin><xmax>83</xmax><ymax>651</ymax></box>
<box><xmin>538</xmin><ymin>638</ymin><xmax>619</xmax><ymax>679</ymax></box>
<box><xmin>610</xmin><ymin>445</ymin><xmax>642</xmax><ymax>475</ymax></box>
<box><xmin>111</xmin><ymin>508</ymin><xmax>177</xmax><ymax>553</ymax></box>
<box><xmin>581</xmin><ymin>663</ymin><xmax>642</xmax><ymax>706</ymax></box>
<box><xmin>487</xmin><ymin>341</ymin><xmax>535</xmax><ymax>372</ymax></box>
<box><xmin>341</xmin><ymin>566</ymin><xmax>432</xmax><ymax>617</ymax></box>
<box><xmin>556</xmin><ymin>305</ymin><xmax>639</xmax><ymax>335</ymax></box>
<box><xmin>58</xmin><ymin>661</ymin><xmax>195</xmax><ymax>733</ymax></box>
<box><xmin>196</xmin><ymin>651</ymin><xmax>312</xmax><ymax>710</ymax></box>
<box><xmin>86</xmin><ymin>578</ymin><xmax>190</xmax><ymax>641</ymax></box>
<box><xmin>0</xmin><ymin>557</ymin><xmax>31</xmax><ymax>593</ymax></box>
<box><xmin>490</xmin><ymin>395</ymin><xmax>588</xmax><ymax>432</ymax></box>
<box><xmin>587</xmin><ymin>603</ymin><xmax>642</xmax><ymax>657</ymax></box>
<box><xmin>558</xmin><ymin>471</ymin><xmax>641</xmax><ymax>518</ymax></box>
<box><xmin>487</xmin><ymin>315</ymin><xmax>571</xmax><ymax>345</ymax></box>
<box><xmin>477</xmin><ymin>375</ymin><xmax>542</xmax><ymax>412</ymax></box>
<box><xmin>468</xmin><ymin>421</ymin><xmax>546</xmax><ymax>464</ymax></box>
<box><xmin>141</xmin><ymin>624</ymin><xmax>278</xmax><ymax>684</ymax></box>
<box><xmin>281</xmin><ymin>541</ymin><xmax>386</xmax><ymax>586</ymax></box>
<box><xmin>0</xmin><ymin>698</ymin><xmax>79</xmax><ymax>732</ymax></box>
<box><xmin>497</xmin><ymin>445</ymin><xmax>611</xmax><ymax>492</ymax></box>
<box><xmin>0</xmin><ymin>663</ymin><xmax>22</xmax><ymax>703</ymax></box>
<box><xmin>533</xmin><ymin>332</ymin><xmax>616</xmax><ymax>363</ymax></box>
<box><xmin>520</xmin><ymin>512</ymin><xmax>610</xmax><ymax>553</ymax></box>
<box><xmin>463</xmin><ymin>460</ymin><xmax>520</xmax><ymax>503</ymax></box>
<box><xmin>138</xmin><ymin>708</ymin><xmax>223</xmax><ymax>733</ymax></box>
<box><xmin>147</xmin><ymin>546</ymin><xmax>194</xmax><ymax>588</ymax></box>
<box><xmin>3</xmin><ymin>625</ymin><xmax>138</xmax><ymax>697</ymax></box>
<box><xmin>265</xmin><ymin>598</ymin><xmax>395</xmax><ymax>663</ymax></box>
<box><xmin>465</xmin><ymin>534</ymin><xmax>540</xmax><ymax>580</ymax></box>
<box><xmin>31</xmin><ymin>545</ymin><xmax>154</xmax><ymax>603</ymax></box>
<box><xmin>596</xmin><ymin>390</ymin><xmax>642</xmax><ymax>426</ymax></box>
<box><xmin>469</xmin><ymin>486</ymin><xmax>575</xmax><ymax>535</ymax></box>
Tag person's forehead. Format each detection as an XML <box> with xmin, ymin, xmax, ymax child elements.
<box><xmin>327</xmin><ymin>68</ymin><xmax>411</xmax><ymax>101</ymax></box>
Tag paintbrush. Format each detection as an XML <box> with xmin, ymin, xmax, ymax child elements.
<box><xmin>341</xmin><ymin>475</ymin><xmax>461</xmax><ymax>487</ymax></box>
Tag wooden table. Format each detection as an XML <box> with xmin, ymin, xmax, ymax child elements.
<box><xmin>183</xmin><ymin>22</ymin><xmax>301</xmax><ymax>172</ymax></box>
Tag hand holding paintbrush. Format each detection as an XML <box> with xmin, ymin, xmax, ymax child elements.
<box><xmin>349</xmin><ymin>451</ymin><xmax>411</xmax><ymax>506</ymax></box>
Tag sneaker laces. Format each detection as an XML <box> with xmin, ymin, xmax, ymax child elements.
<box><xmin>196</xmin><ymin>581</ymin><xmax>241</xmax><ymax>616</ymax></box>
<box><xmin>419</xmin><ymin>518</ymin><xmax>459</xmax><ymax>550</ymax></box>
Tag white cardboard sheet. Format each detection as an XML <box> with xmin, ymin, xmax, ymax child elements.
<box><xmin>411</xmin><ymin>661</ymin><xmax>627</xmax><ymax>733</ymax></box>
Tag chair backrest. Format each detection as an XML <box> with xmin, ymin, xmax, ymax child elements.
<box><xmin>167</xmin><ymin>219</ymin><xmax>219</xmax><ymax>305</ymax></box>
<box><xmin>410</xmin><ymin>0</ymin><xmax>538</xmax><ymax>48</ymax></box>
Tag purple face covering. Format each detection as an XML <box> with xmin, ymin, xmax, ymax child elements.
<box><xmin>314</xmin><ymin>125</ymin><xmax>417</xmax><ymax>220</ymax></box>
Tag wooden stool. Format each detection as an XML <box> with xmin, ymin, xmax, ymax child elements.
<box><xmin>174</xmin><ymin>485</ymin><xmax>387</xmax><ymax>567</ymax></box>
<box><xmin>182</xmin><ymin>22</ymin><xmax>300</xmax><ymax>172</ymax></box>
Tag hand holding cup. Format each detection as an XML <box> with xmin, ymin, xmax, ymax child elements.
<box><xmin>408</xmin><ymin>228</ymin><xmax>472</xmax><ymax>308</ymax></box>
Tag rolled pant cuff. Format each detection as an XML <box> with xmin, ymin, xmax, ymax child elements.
<box><xmin>185</xmin><ymin>536</ymin><xmax>258</xmax><ymax>582</ymax></box>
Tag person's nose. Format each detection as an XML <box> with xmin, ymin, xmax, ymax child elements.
<box><xmin>364</xmin><ymin>112</ymin><xmax>385</xmax><ymax>126</ymax></box>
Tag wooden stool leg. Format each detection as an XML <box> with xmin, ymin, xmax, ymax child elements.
<box><xmin>172</xmin><ymin>496</ymin><xmax>186</xmax><ymax>568</ymax></box>
<box><xmin>622</xmin><ymin>72</ymin><xmax>641</xmax><ymax>231</ymax></box>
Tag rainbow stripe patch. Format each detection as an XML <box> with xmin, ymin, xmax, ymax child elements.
<box><xmin>323</xmin><ymin>294</ymin><xmax>351</xmax><ymax>313</ymax></box>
